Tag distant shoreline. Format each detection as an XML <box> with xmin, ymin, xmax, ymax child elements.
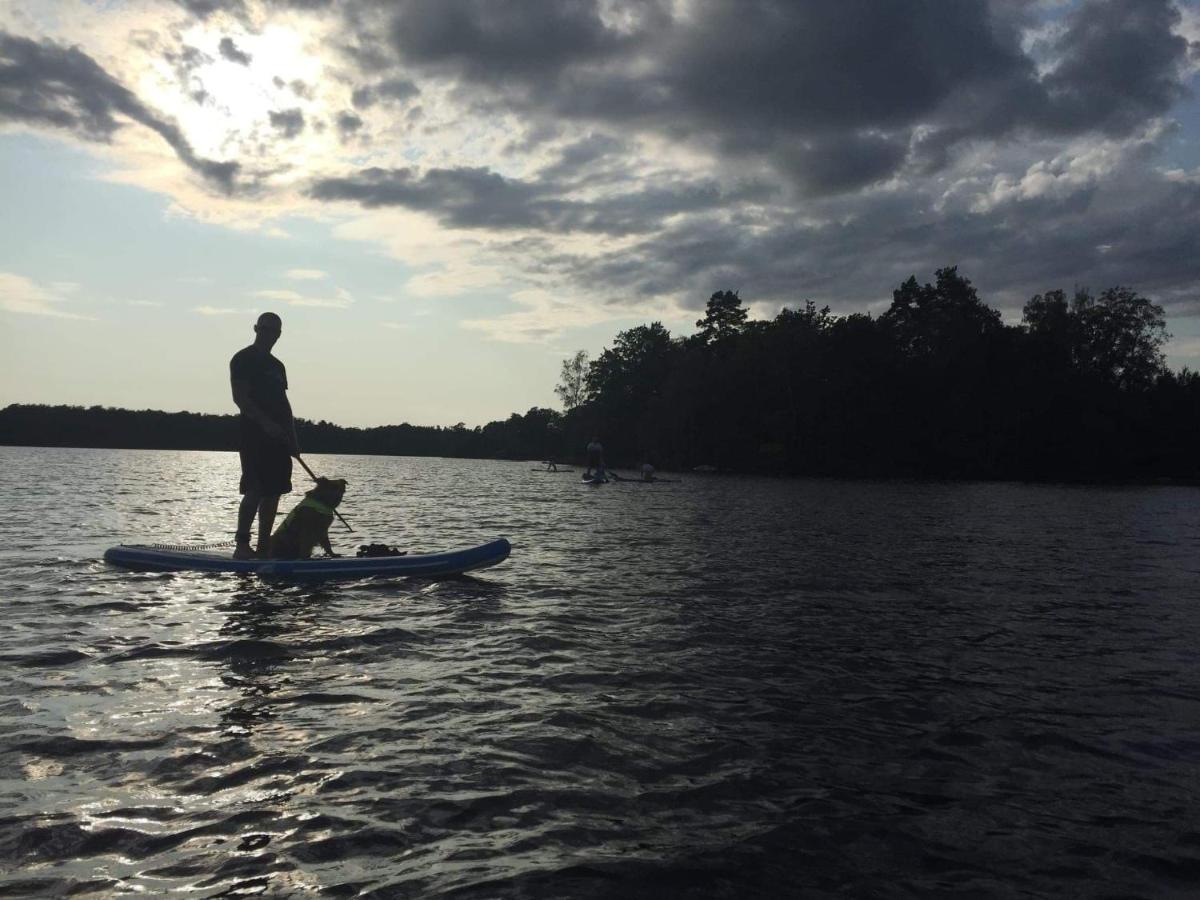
<box><xmin>4</xmin><ymin>408</ymin><xmax>1200</xmax><ymax>489</ymax></box>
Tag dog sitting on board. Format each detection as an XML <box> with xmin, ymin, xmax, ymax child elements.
<box><xmin>269</xmin><ymin>478</ymin><xmax>347</xmax><ymax>559</ymax></box>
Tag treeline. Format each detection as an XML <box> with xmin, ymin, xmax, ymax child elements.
<box><xmin>551</xmin><ymin>268</ymin><xmax>1200</xmax><ymax>481</ymax></box>
<box><xmin>0</xmin><ymin>404</ymin><xmax>502</xmax><ymax>459</ymax></box>
<box><xmin>3</xmin><ymin>267</ymin><xmax>1199</xmax><ymax>481</ymax></box>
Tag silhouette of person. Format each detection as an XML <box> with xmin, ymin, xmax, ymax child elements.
<box><xmin>585</xmin><ymin>437</ymin><xmax>606</xmax><ymax>480</ymax></box>
<box><xmin>641</xmin><ymin>462</ymin><xmax>656</xmax><ymax>482</ymax></box>
<box><xmin>230</xmin><ymin>312</ymin><xmax>299</xmax><ymax>559</ymax></box>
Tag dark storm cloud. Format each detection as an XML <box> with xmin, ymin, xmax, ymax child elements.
<box><xmin>157</xmin><ymin>0</ymin><xmax>1200</xmax><ymax>313</ymax></box>
<box><xmin>541</xmin><ymin>166</ymin><xmax>1200</xmax><ymax>321</ymax></box>
<box><xmin>311</xmin><ymin>166</ymin><xmax>548</xmax><ymax>228</ymax></box>
<box><xmin>0</xmin><ymin>31</ymin><xmax>238</xmax><ymax>192</ymax></box>
<box><xmin>172</xmin><ymin>0</ymin><xmax>332</xmax><ymax>17</ymax></box>
<box><xmin>664</xmin><ymin>0</ymin><xmax>1021</xmax><ymax>133</ymax></box>
<box><xmin>386</xmin><ymin>0</ymin><xmax>656</xmax><ymax>79</ymax></box>
<box><xmin>914</xmin><ymin>0</ymin><xmax>1192</xmax><ymax>175</ymax></box>
<box><xmin>364</xmin><ymin>0</ymin><xmax>1191</xmax><ymax>194</ymax></box>
<box><xmin>163</xmin><ymin>0</ymin><xmax>1191</xmax><ymax>195</ymax></box>
<box><xmin>218</xmin><ymin>36</ymin><xmax>251</xmax><ymax>65</ymax></box>
<box><xmin>173</xmin><ymin>0</ymin><xmax>246</xmax><ymax>17</ymax></box>
<box><xmin>376</xmin><ymin>0</ymin><xmax>1024</xmax><ymax>191</ymax></box>
<box><xmin>532</xmin><ymin>132</ymin><xmax>629</xmax><ymax>186</ymax></box>
<box><xmin>309</xmin><ymin>165</ymin><xmax>732</xmax><ymax>235</ymax></box>
<box><xmin>774</xmin><ymin>132</ymin><xmax>912</xmax><ymax>196</ymax></box>
<box><xmin>1035</xmin><ymin>0</ymin><xmax>1191</xmax><ymax>136</ymax></box>
<box><xmin>268</xmin><ymin>107</ymin><xmax>305</xmax><ymax>138</ymax></box>
<box><xmin>335</xmin><ymin>109</ymin><xmax>363</xmax><ymax>140</ymax></box>
<box><xmin>349</xmin><ymin>77</ymin><xmax>419</xmax><ymax>110</ymax></box>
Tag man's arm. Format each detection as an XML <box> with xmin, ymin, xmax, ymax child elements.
<box><xmin>281</xmin><ymin>394</ymin><xmax>300</xmax><ymax>456</ymax></box>
<box><xmin>231</xmin><ymin>377</ymin><xmax>292</xmax><ymax>446</ymax></box>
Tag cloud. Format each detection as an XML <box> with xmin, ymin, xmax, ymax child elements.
<box><xmin>193</xmin><ymin>305</ymin><xmax>245</xmax><ymax>315</ymax></box>
<box><xmin>1034</xmin><ymin>0</ymin><xmax>1190</xmax><ymax>136</ymax></box>
<box><xmin>285</xmin><ymin>268</ymin><xmax>327</xmax><ymax>280</ymax></box>
<box><xmin>296</xmin><ymin>0</ymin><xmax>1198</xmax><ymax>327</ymax></box>
<box><xmin>309</xmin><ymin>164</ymin><xmax>734</xmax><ymax>235</ymax></box>
<box><xmin>0</xmin><ymin>272</ymin><xmax>94</xmax><ymax>319</ymax></box>
<box><xmin>173</xmin><ymin>0</ymin><xmax>247</xmax><ymax>18</ymax></box>
<box><xmin>460</xmin><ymin>286</ymin><xmax>683</xmax><ymax>343</ymax></box>
<box><xmin>361</xmin><ymin>0</ymin><xmax>1191</xmax><ymax>194</ymax></box>
<box><xmin>0</xmin><ymin>31</ymin><xmax>239</xmax><ymax>192</ymax></box>
<box><xmin>386</xmin><ymin>0</ymin><xmax>643</xmax><ymax>79</ymax></box>
<box><xmin>349</xmin><ymin>77</ymin><xmax>420</xmax><ymax>110</ymax></box>
<box><xmin>268</xmin><ymin>107</ymin><xmax>305</xmax><ymax>138</ymax></box>
<box><xmin>334</xmin><ymin>109</ymin><xmax>363</xmax><ymax>140</ymax></box>
<box><xmin>549</xmin><ymin>148</ymin><xmax>1200</xmax><ymax>320</ymax></box>
<box><xmin>6</xmin><ymin>0</ymin><xmax>1198</xmax><ymax>341</ymax></box>
<box><xmin>218</xmin><ymin>36</ymin><xmax>251</xmax><ymax>66</ymax></box>
<box><xmin>968</xmin><ymin>120</ymin><xmax>1173</xmax><ymax>212</ymax></box>
<box><xmin>275</xmin><ymin>77</ymin><xmax>314</xmax><ymax>99</ymax></box>
<box><xmin>252</xmin><ymin>287</ymin><xmax>353</xmax><ymax>308</ymax></box>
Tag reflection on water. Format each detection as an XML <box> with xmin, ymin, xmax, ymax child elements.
<box><xmin>2</xmin><ymin>447</ymin><xmax>1200</xmax><ymax>897</ymax></box>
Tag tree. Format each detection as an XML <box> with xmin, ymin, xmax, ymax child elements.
<box><xmin>882</xmin><ymin>267</ymin><xmax>1001</xmax><ymax>357</ymax></box>
<box><xmin>1072</xmin><ymin>287</ymin><xmax>1169</xmax><ymax>391</ymax></box>
<box><xmin>555</xmin><ymin>350</ymin><xmax>589</xmax><ymax>410</ymax></box>
<box><xmin>1023</xmin><ymin>286</ymin><xmax>1169</xmax><ymax>390</ymax></box>
<box><xmin>694</xmin><ymin>290</ymin><xmax>748</xmax><ymax>344</ymax></box>
<box><xmin>1022</xmin><ymin>288</ymin><xmax>1072</xmax><ymax>341</ymax></box>
<box><xmin>585</xmin><ymin>323</ymin><xmax>676</xmax><ymax>403</ymax></box>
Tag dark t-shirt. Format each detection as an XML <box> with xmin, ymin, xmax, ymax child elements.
<box><xmin>230</xmin><ymin>346</ymin><xmax>291</xmax><ymax>442</ymax></box>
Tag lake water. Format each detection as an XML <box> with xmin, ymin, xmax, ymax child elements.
<box><xmin>2</xmin><ymin>446</ymin><xmax>1200</xmax><ymax>898</ymax></box>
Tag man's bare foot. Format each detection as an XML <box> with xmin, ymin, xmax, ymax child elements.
<box><xmin>232</xmin><ymin>544</ymin><xmax>256</xmax><ymax>560</ymax></box>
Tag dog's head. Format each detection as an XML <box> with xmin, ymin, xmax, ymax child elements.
<box><xmin>308</xmin><ymin>477</ymin><xmax>347</xmax><ymax>508</ymax></box>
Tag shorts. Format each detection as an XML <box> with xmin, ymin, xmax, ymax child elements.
<box><xmin>239</xmin><ymin>432</ymin><xmax>292</xmax><ymax>497</ymax></box>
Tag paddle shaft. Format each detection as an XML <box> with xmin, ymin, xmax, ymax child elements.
<box><xmin>296</xmin><ymin>456</ymin><xmax>355</xmax><ymax>532</ymax></box>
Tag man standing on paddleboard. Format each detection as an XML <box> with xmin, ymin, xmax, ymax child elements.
<box><xmin>585</xmin><ymin>437</ymin><xmax>606</xmax><ymax>480</ymax></box>
<box><xmin>230</xmin><ymin>312</ymin><xmax>299</xmax><ymax>559</ymax></box>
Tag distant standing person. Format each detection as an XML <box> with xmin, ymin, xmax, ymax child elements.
<box><xmin>641</xmin><ymin>462</ymin><xmax>656</xmax><ymax>482</ymax></box>
<box><xmin>230</xmin><ymin>312</ymin><xmax>299</xmax><ymax>559</ymax></box>
<box><xmin>585</xmin><ymin>437</ymin><xmax>606</xmax><ymax>480</ymax></box>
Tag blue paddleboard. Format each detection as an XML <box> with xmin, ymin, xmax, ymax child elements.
<box><xmin>104</xmin><ymin>538</ymin><xmax>511</xmax><ymax>578</ymax></box>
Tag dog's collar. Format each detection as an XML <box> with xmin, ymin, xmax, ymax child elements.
<box><xmin>299</xmin><ymin>497</ymin><xmax>334</xmax><ymax>516</ymax></box>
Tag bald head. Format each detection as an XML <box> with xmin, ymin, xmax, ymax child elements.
<box><xmin>253</xmin><ymin>311</ymin><xmax>282</xmax><ymax>349</ymax></box>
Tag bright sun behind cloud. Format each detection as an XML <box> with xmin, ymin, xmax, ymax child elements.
<box><xmin>142</xmin><ymin>23</ymin><xmax>326</xmax><ymax>161</ymax></box>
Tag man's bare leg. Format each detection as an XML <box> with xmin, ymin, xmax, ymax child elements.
<box><xmin>256</xmin><ymin>495</ymin><xmax>280</xmax><ymax>558</ymax></box>
<box><xmin>234</xmin><ymin>491</ymin><xmax>260</xmax><ymax>559</ymax></box>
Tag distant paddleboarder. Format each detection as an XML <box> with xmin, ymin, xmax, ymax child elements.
<box><xmin>230</xmin><ymin>312</ymin><xmax>299</xmax><ymax>559</ymax></box>
<box><xmin>585</xmin><ymin>437</ymin><xmax>606</xmax><ymax>481</ymax></box>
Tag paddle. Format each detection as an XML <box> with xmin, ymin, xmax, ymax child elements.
<box><xmin>296</xmin><ymin>455</ymin><xmax>355</xmax><ymax>532</ymax></box>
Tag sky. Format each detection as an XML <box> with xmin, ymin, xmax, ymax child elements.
<box><xmin>1</xmin><ymin>0</ymin><xmax>1199</xmax><ymax>428</ymax></box>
